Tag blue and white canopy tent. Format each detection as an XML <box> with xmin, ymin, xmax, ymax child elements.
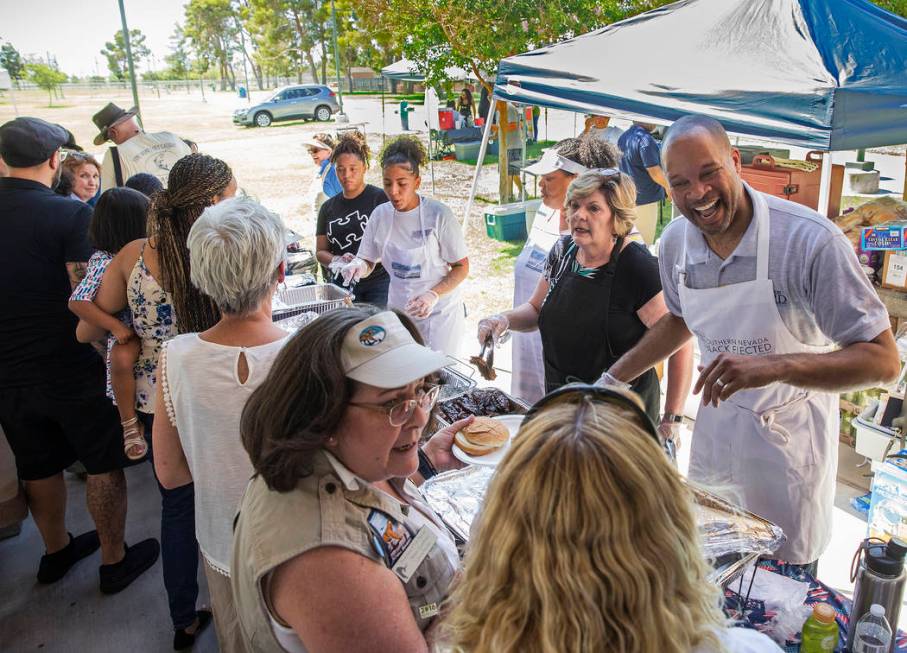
<box><xmin>464</xmin><ymin>0</ymin><xmax>907</xmax><ymax>226</ymax></box>
<box><xmin>380</xmin><ymin>58</ymin><xmax>473</xmax><ymax>84</ymax></box>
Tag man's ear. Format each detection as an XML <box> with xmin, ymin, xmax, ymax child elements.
<box><xmin>730</xmin><ymin>148</ymin><xmax>742</xmax><ymax>174</ymax></box>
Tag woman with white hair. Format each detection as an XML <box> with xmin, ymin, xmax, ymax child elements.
<box><xmin>152</xmin><ymin>196</ymin><xmax>289</xmax><ymax>653</ymax></box>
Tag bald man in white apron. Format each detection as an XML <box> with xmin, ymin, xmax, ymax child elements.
<box><xmin>604</xmin><ymin>115</ymin><xmax>898</xmax><ymax>568</ymax></box>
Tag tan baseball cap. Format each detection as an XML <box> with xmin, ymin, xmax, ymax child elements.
<box><xmin>342</xmin><ymin>311</ymin><xmax>448</xmax><ymax>388</ymax></box>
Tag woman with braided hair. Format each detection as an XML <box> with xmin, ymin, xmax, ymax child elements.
<box><xmin>151</xmin><ymin>153</ymin><xmax>237</xmax><ymax>334</ymax></box>
<box><xmin>88</xmin><ymin>152</ymin><xmax>236</xmax><ymax>649</ymax></box>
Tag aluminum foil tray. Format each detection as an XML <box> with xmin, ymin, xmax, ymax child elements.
<box><xmin>422</xmin><ymin>467</ymin><xmax>785</xmax><ymax>586</ymax></box>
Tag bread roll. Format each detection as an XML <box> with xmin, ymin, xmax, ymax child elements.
<box><xmin>454</xmin><ymin>416</ymin><xmax>509</xmax><ymax>457</ymax></box>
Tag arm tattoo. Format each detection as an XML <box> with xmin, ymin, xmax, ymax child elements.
<box><xmin>66</xmin><ymin>261</ymin><xmax>88</xmax><ymax>291</ymax></box>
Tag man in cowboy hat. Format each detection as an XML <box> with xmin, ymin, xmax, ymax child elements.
<box><xmin>92</xmin><ymin>102</ymin><xmax>191</xmax><ymax>192</ymax></box>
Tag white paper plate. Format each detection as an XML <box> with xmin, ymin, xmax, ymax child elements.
<box><xmin>451</xmin><ymin>414</ymin><xmax>524</xmax><ymax>467</ymax></box>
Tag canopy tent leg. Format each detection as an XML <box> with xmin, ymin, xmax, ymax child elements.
<box><xmin>818</xmin><ymin>151</ymin><xmax>833</xmax><ymax>218</ymax></box>
<box><xmin>427</xmin><ymin>88</ymin><xmax>435</xmax><ymax>195</ymax></box>
<box><xmin>903</xmin><ymin>154</ymin><xmax>907</xmax><ymax>202</ymax></box>
<box><xmin>462</xmin><ymin>98</ymin><xmax>498</xmax><ymax>230</ymax></box>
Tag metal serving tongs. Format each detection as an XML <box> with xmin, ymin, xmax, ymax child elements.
<box><xmin>469</xmin><ymin>335</ymin><xmax>497</xmax><ymax>381</ymax></box>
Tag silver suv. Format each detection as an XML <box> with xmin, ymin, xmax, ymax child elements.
<box><xmin>233</xmin><ymin>85</ymin><xmax>340</xmax><ymax>127</ymax></box>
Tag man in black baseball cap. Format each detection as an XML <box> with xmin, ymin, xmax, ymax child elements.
<box><xmin>0</xmin><ymin>116</ymin><xmax>159</xmax><ymax>594</ymax></box>
<box><xmin>0</xmin><ymin>116</ymin><xmax>68</xmax><ymax>167</ymax></box>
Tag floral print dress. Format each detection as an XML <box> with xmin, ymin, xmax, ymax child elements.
<box><xmin>127</xmin><ymin>243</ymin><xmax>176</xmax><ymax>413</ymax></box>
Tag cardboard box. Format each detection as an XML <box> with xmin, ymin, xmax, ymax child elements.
<box><xmin>882</xmin><ymin>251</ymin><xmax>907</xmax><ymax>290</ymax></box>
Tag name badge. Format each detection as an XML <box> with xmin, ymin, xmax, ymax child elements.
<box><xmin>392</xmin><ymin>526</ymin><xmax>437</xmax><ymax>583</ymax></box>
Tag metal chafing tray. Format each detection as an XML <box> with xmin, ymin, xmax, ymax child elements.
<box><xmin>421</xmin><ymin>467</ymin><xmax>784</xmax><ymax>587</ymax></box>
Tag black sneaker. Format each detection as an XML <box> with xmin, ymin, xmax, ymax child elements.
<box><xmin>37</xmin><ymin>530</ymin><xmax>100</xmax><ymax>584</ymax></box>
<box><xmin>173</xmin><ymin>610</ymin><xmax>213</xmax><ymax>651</ymax></box>
<box><xmin>99</xmin><ymin>538</ymin><xmax>160</xmax><ymax>595</ymax></box>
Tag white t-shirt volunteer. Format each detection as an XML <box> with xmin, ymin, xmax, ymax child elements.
<box><xmin>100</xmin><ymin>131</ymin><xmax>192</xmax><ymax>191</ymax></box>
<box><xmin>357</xmin><ymin>195</ymin><xmax>468</xmax><ymax>356</ymax></box>
<box><xmin>511</xmin><ymin>202</ymin><xmax>565</xmax><ymax>404</ymax></box>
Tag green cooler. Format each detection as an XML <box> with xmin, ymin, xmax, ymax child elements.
<box><xmin>485</xmin><ymin>202</ymin><xmax>530</xmax><ymax>241</ymax></box>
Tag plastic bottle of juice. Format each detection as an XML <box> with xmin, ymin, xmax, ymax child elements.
<box><xmin>800</xmin><ymin>603</ymin><xmax>838</xmax><ymax>652</ymax></box>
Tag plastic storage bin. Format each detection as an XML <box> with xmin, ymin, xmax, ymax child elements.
<box><xmin>868</xmin><ymin>452</ymin><xmax>907</xmax><ymax>541</ymax></box>
<box><xmin>854</xmin><ymin>400</ymin><xmax>900</xmax><ymax>462</ymax></box>
<box><xmin>485</xmin><ymin>202</ymin><xmax>531</xmax><ymax>241</ymax></box>
<box><xmin>454</xmin><ymin>141</ymin><xmax>482</xmax><ymax>161</ymax></box>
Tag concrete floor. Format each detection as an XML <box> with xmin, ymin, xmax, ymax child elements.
<box><xmin>0</xmin><ymin>462</ymin><xmax>217</xmax><ymax>653</ymax></box>
<box><xmin>0</xmin><ymin>346</ymin><xmax>901</xmax><ymax>650</ymax></box>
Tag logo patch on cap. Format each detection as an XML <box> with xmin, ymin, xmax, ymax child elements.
<box><xmin>359</xmin><ymin>325</ymin><xmax>386</xmax><ymax>347</ymax></box>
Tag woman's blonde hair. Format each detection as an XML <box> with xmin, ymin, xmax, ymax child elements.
<box><xmin>441</xmin><ymin>396</ymin><xmax>726</xmax><ymax>653</ymax></box>
<box><xmin>565</xmin><ymin>170</ymin><xmax>639</xmax><ymax>238</ymax></box>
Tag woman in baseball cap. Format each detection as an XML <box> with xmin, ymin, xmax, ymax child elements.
<box><xmin>232</xmin><ymin>306</ymin><xmax>471</xmax><ymax>653</ymax></box>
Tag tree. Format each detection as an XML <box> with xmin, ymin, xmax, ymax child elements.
<box><xmin>101</xmin><ymin>28</ymin><xmax>151</xmax><ymax>81</ymax></box>
<box><xmin>0</xmin><ymin>42</ymin><xmax>25</xmax><ymax>85</ymax></box>
<box><xmin>350</xmin><ymin>0</ymin><xmax>674</xmax><ymax>91</ymax></box>
<box><xmin>871</xmin><ymin>0</ymin><xmax>907</xmax><ymax>16</ymax></box>
<box><xmin>247</xmin><ymin>0</ymin><xmax>328</xmax><ymax>84</ymax></box>
<box><xmin>165</xmin><ymin>24</ymin><xmax>192</xmax><ymax>79</ymax></box>
<box><xmin>184</xmin><ymin>0</ymin><xmax>238</xmax><ymax>90</ymax></box>
<box><xmin>27</xmin><ymin>63</ymin><xmax>68</xmax><ymax>106</ymax></box>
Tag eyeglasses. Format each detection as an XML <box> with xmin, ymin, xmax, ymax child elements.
<box><xmin>349</xmin><ymin>384</ymin><xmax>441</xmax><ymax>427</ymax></box>
<box><xmin>522</xmin><ymin>383</ymin><xmax>675</xmax><ymax>460</ymax></box>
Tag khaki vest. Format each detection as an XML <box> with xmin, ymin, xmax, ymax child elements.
<box><xmin>231</xmin><ymin>450</ymin><xmax>457</xmax><ymax>652</ymax></box>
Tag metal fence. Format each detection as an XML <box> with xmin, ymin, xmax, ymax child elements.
<box><xmin>5</xmin><ymin>75</ymin><xmax>394</xmax><ymax>96</ymax></box>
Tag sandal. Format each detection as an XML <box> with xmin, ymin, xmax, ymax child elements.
<box><xmin>121</xmin><ymin>417</ymin><xmax>147</xmax><ymax>461</ymax></box>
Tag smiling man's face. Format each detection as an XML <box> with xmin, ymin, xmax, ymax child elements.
<box><xmin>663</xmin><ymin>128</ymin><xmax>744</xmax><ymax>238</ymax></box>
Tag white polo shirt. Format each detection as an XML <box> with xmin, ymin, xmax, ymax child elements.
<box><xmin>658</xmin><ymin>184</ymin><xmax>890</xmax><ymax>348</ymax></box>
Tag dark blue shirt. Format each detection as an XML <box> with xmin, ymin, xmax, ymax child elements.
<box><xmin>0</xmin><ymin>177</ymin><xmax>96</xmax><ymax>387</ymax></box>
<box><xmin>618</xmin><ymin>125</ymin><xmax>666</xmax><ymax>206</ymax></box>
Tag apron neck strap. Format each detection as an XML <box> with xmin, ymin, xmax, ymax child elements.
<box><xmin>752</xmin><ymin>190</ymin><xmax>770</xmax><ymax>281</ymax></box>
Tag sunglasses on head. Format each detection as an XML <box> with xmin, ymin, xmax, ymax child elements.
<box><xmin>523</xmin><ymin>383</ymin><xmax>675</xmax><ymax>460</ymax></box>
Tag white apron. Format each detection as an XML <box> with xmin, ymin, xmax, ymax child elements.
<box><xmin>511</xmin><ymin>203</ymin><xmax>564</xmax><ymax>405</ymax></box>
<box><xmin>383</xmin><ymin>199</ymin><xmax>464</xmax><ymax>356</ymax></box>
<box><xmin>679</xmin><ymin>192</ymin><xmax>838</xmax><ymax>564</ymax></box>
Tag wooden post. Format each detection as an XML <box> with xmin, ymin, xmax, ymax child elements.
<box><xmin>497</xmin><ymin>100</ymin><xmax>511</xmax><ymax>204</ymax></box>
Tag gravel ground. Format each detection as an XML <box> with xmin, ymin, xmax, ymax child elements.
<box><xmin>0</xmin><ymin>87</ymin><xmax>524</xmax><ymax>342</ymax></box>
<box><xmin>5</xmin><ymin>85</ymin><xmax>900</xmax><ymax>357</ymax></box>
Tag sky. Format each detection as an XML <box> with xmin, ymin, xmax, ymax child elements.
<box><xmin>0</xmin><ymin>0</ymin><xmax>188</xmax><ymax>77</ymax></box>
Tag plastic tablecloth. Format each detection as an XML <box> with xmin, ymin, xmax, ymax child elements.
<box><xmin>724</xmin><ymin>560</ymin><xmax>907</xmax><ymax>652</ymax></box>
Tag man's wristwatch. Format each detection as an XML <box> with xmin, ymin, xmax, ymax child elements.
<box><xmin>417</xmin><ymin>448</ymin><xmax>438</xmax><ymax>480</ymax></box>
<box><xmin>661</xmin><ymin>413</ymin><xmax>683</xmax><ymax>424</ymax></box>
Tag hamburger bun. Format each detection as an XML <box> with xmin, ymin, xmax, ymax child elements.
<box><xmin>454</xmin><ymin>416</ymin><xmax>509</xmax><ymax>457</ymax></box>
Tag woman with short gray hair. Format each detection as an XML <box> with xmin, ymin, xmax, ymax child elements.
<box><xmin>151</xmin><ymin>196</ymin><xmax>289</xmax><ymax>653</ymax></box>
